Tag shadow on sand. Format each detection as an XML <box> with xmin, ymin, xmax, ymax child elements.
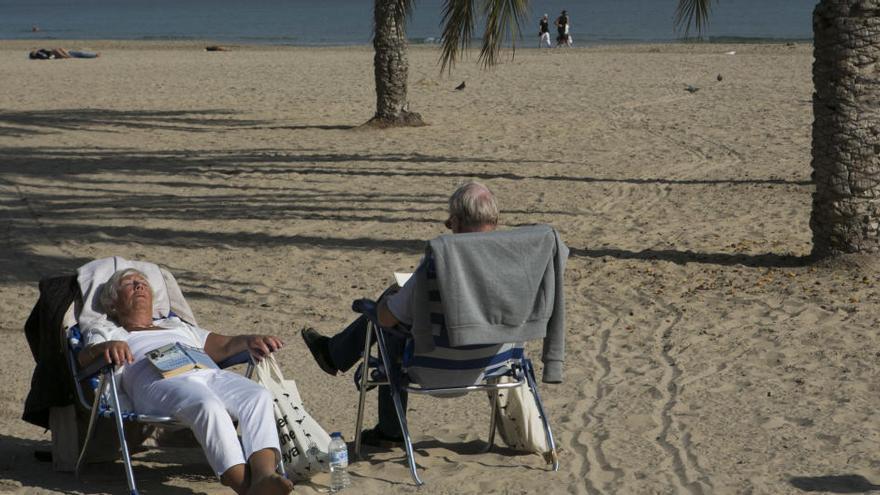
<box><xmin>569</xmin><ymin>247</ymin><xmax>812</xmax><ymax>268</ymax></box>
<box><xmin>790</xmin><ymin>474</ymin><xmax>880</xmax><ymax>493</ymax></box>
<box><xmin>354</xmin><ymin>437</ymin><xmax>544</xmax><ymax>486</ymax></box>
<box><xmin>0</xmin><ymin>108</ymin><xmax>813</xmax><ymax>288</ymax></box>
<box><xmin>0</xmin><ymin>108</ymin><xmax>269</xmax><ymax>136</ymax></box>
<box><xmin>0</xmin><ymin>434</ymin><xmax>215</xmax><ymax>494</ymax></box>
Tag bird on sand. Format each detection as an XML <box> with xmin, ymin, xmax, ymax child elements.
<box><xmin>455</xmin><ymin>81</ymin><xmax>466</xmax><ymax>90</ymax></box>
<box><xmin>685</xmin><ymin>84</ymin><xmax>699</xmax><ymax>93</ymax></box>
<box><xmin>717</xmin><ymin>74</ymin><xmax>723</xmax><ymax>81</ymax></box>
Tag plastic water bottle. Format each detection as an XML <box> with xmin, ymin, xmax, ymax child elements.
<box><xmin>328</xmin><ymin>432</ymin><xmax>351</xmax><ymax>492</ymax></box>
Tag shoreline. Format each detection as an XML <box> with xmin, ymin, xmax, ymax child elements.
<box><xmin>0</xmin><ymin>37</ymin><xmax>813</xmax><ymax>51</ymax></box>
<box><xmin>0</xmin><ymin>30</ymin><xmax>813</xmax><ymax>48</ymax></box>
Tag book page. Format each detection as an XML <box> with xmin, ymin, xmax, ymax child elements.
<box><xmin>394</xmin><ymin>272</ymin><xmax>413</xmax><ymax>287</ymax></box>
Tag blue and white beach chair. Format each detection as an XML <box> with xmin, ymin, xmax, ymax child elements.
<box><xmin>66</xmin><ymin>326</ymin><xmax>253</xmax><ymax>495</ymax></box>
<box><xmin>59</xmin><ymin>261</ymin><xmax>259</xmax><ymax>495</ymax></box>
<box><xmin>352</xmin><ymin>226</ymin><xmax>565</xmax><ymax>486</ymax></box>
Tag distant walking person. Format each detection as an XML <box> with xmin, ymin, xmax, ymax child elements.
<box><xmin>555</xmin><ymin>10</ymin><xmax>571</xmax><ymax>47</ymax></box>
<box><xmin>538</xmin><ymin>14</ymin><xmax>551</xmax><ymax>48</ymax></box>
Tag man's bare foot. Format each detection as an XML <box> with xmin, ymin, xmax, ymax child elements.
<box><xmin>247</xmin><ymin>473</ymin><xmax>293</xmax><ymax>495</ymax></box>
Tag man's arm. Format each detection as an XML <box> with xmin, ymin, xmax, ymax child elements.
<box><xmin>204</xmin><ymin>333</ymin><xmax>284</xmax><ymax>363</ymax></box>
<box><xmin>377</xmin><ymin>273</ymin><xmax>419</xmax><ymax>329</ymax></box>
<box><xmin>377</xmin><ymin>298</ymin><xmax>401</xmax><ymax>328</ymax></box>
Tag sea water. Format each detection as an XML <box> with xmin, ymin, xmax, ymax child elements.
<box><xmin>0</xmin><ymin>0</ymin><xmax>815</xmax><ymax>46</ymax></box>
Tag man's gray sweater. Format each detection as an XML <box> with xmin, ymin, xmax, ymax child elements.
<box><xmin>410</xmin><ymin>224</ymin><xmax>568</xmax><ymax>383</ymax></box>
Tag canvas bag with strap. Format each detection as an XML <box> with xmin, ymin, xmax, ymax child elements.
<box><xmin>493</xmin><ymin>375</ymin><xmax>556</xmax><ymax>464</ymax></box>
<box><xmin>252</xmin><ymin>355</ymin><xmax>331</xmax><ymax>480</ymax></box>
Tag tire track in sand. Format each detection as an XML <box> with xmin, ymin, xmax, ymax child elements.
<box><xmin>585</xmin><ymin>307</ymin><xmax>628</xmax><ymax>493</ymax></box>
<box><xmin>567</xmin><ymin>276</ymin><xmax>650</xmax><ymax>494</ymax></box>
<box><xmin>571</xmin><ymin>311</ymin><xmax>625</xmax><ymax>494</ymax></box>
<box><xmin>633</xmin><ymin>288</ymin><xmax>713</xmax><ymax>494</ymax></box>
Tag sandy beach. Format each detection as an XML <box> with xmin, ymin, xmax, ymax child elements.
<box><xmin>1</xmin><ymin>40</ymin><xmax>878</xmax><ymax>494</ymax></box>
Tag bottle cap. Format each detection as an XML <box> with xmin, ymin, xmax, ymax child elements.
<box><xmin>331</xmin><ymin>432</ymin><xmax>342</xmax><ymax>438</ymax></box>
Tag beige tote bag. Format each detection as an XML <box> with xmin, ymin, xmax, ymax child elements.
<box><xmin>493</xmin><ymin>376</ymin><xmax>554</xmax><ymax>462</ymax></box>
<box><xmin>252</xmin><ymin>355</ymin><xmax>331</xmax><ymax>480</ymax></box>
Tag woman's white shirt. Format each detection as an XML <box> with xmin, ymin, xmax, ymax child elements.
<box><xmin>109</xmin><ymin>317</ymin><xmax>212</xmax><ymax>396</ymax></box>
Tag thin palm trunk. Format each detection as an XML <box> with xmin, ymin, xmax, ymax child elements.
<box><xmin>368</xmin><ymin>0</ymin><xmax>425</xmax><ymax>127</ymax></box>
<box><xmin>810</xmin><ymin>0</ymin><xmax>880</xmax><ymax>256</ymax></box>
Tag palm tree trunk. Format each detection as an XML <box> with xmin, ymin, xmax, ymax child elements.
<box><xmin>367</xmin><ymin>0</ymin><xmax>425</xmax><ymax>127</ymax></box>
<box><xmin>810</xmin><ymin>0</ymin><xmax>880</xmax><ymax>256</ymax></box>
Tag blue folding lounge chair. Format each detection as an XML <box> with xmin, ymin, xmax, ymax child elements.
<box><xmin>66</xmin><ymin>324</ymin><xmax>253</xmax><ymax>495</ymax></box>
<box><xmin>59</xmin><ymin>263</ymin><xmax>265</xmax><ymax>495</ymax></box>
<box><xmin>352</xmin><ymin>225</ymin><xmax>565</xmax><ymax>486</ymax></box>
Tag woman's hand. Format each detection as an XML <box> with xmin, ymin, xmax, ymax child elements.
<box><xmin>80</xmin><ymin>340</ymin><xmax>133</xmax><ymax>368</ymax></box>
<box><xmin>104</xmin><ymin>341</ymin><xmax>134</xmax><ymax>366</ymax></box>
<box><xmin>246</xmin><ymin>335</ymin><xmax>284</xmax><ymax>361</ymax></box>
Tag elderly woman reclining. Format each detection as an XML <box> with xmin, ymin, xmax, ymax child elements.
<box><xmin>77</xmin><ymin>268</ymin><xmax>292</xmax><ymax>495</ymax></box>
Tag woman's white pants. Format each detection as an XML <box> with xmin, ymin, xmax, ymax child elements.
<box><xmin>129</xmin><ymin>368</ymin><xmax>279</xmax><ymax>477</ymax></box>
<box><xmin>540</xmin><ymin>32</ymin><xmax>551</xmax><ymax>48</ymax></box>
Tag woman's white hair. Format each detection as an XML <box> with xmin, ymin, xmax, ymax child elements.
<box><xmin>99</xmin><ymin>268</ymin><xmax>152</xmax><ymax>315</ymax></box>
<box><xmin>448</xmin><ymin>181</ymin><xmax>499</xmax><ymax>229</ymax></box>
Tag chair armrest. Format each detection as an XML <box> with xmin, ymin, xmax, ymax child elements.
<box><xmin>217</xmin><ymin>350</ymin><xmax>252</xmax><ymax>369</ymax></box>
<box><xmin>352</xmin><ymin>298</ymin><xmax>379</xmax><ymax>321</ymax></box>
<box><xmin>352</xmin><ymin>298</ymin><xmax>410</xmax><ymax>338</ymax></box>
<box><xmin>76</xmin><ymin>355</ymin><xmax>114</xmax><ymax>381</ymax></box>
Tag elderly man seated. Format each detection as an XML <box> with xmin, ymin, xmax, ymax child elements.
<box><xmin>301</xmin><ymin>181</ymin><xmax>501</xmax><ymax>446</ymax></box>
<box><xmin>78</xmin><ymin>268</ymin><xmax>292</xmax><ymax>495</ymax></box>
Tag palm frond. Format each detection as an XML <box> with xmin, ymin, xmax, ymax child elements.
<box><xmin>395</xmin><ymin>0</ymin><xmax>416</xmax><ymax>30</ymax></box>
<box><xmin>440</xmin><ymin>0</ymin><xmax>477</xmax><ymax>72</ymax></box>
<box><xmin>440</xmin><ymin>0</ymin><xmax>529</xmax><ymax>72</ymax></box>
<box><xmin>674</xmin><ymin>0</ymin><xmax>713</xmax><ymax>36</ymax></box>
<box><xmin>477</xmin><ymin>0</ymin><xmax>529</xmax><ymax>69</ymax></box>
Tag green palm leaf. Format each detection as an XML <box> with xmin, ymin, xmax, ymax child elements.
<box><xmin>440</xmin><ymin>0</ymin><xmax>529</xmax><ymax>72</ymax></box>
<box><xmin>478</xmin><ymin>0</ymin><xmax>529</xmax><ymax>68</ymax></box>
<box><xmin>439</xmin><ymin>0</ymin><xmax>477</xmax><ymax>72</ymax></box>
<box><xmin>675</xmin><ymin>0</ymin><xmax>713</xmax><ymax>36</ymax></box>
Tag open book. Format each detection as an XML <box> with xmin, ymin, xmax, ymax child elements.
<box><xmin>393</xmin><ymin>272</ymin><xmax>413</xmax><ymax>287</ymax></box>
<box><xmin>146</xmin><ymin>342</ymin><xmax>218</xmax><ymax>378</ymax></box>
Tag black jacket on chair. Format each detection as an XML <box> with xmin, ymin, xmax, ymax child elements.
<box><xmin>23</xmin><ymin>275</ymin><xmax>80</xmax><ymax>429</ymax></box>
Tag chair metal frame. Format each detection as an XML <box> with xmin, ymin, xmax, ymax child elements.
<box><xmin>65</xmin><ymin>323</ymin><xmax>258</xmax><ymax>495</ymax></box>
<box><xmin>351</xmin><ymin>299</ymin><xmax>559</xmax><ymax>486</ymax></box>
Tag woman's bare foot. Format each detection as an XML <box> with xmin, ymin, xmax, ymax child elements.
<box><xmin>247</xmin><ymin>473</ymin><xmax>293</xmax><ymax>495</ymax></box>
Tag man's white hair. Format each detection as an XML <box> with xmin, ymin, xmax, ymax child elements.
<box><xmin>448</xmin><ymin>181</ymin><xmax>499</xmax><ymax>229</ymax></box>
